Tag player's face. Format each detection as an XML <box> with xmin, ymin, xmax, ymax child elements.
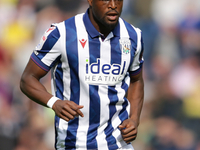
<box><xmin>88</xmin><ymin>0</ymin><xmax>123</xmax><ymax>30</ymax></box>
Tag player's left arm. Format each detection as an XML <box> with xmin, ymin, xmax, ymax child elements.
<box><xmin>119</xmin><ymin>69</ymin><xmax>144</xmax><ymax>143</ymax></box>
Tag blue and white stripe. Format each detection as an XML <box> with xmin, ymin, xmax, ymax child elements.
<box><xmin>31</xmin><ymin>10</ymin><xmax>144</xmax><ymax>150</ymax></box>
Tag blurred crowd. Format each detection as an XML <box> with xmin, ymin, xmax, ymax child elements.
<box><xmin>0</xmin><ymin>0</ymin><xmax>200</xmax><ymax>150</ymax></box>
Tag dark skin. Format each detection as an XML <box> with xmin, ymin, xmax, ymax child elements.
<box><xmin>87</xmin><ymin>0</ymin><xmax>123</xmax><ymax>37</ymax></box>
<box><xmin>20</xmin><ymin>59</ymin><xmax>84</xmax><ymax>121</ymax></box>
<box><xmin>119</xmin><ymin>71</ymin><xmax>144</xmax><ymax>143</ymax></box>
<box><xmin>20</xmin><ymin>0</ymin><xmax>144</xmax><ymax>144</ymax></box>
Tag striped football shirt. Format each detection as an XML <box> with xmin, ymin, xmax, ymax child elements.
<box><xmin>31</xmin><ymin>9</ymin><xmax>144</xmax><ymax>150</ymax></box>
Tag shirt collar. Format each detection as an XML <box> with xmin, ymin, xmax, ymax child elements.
<box><xmin>83</xmin><ymin>9</ymin><xmax>120</xmax><ymax>39</ymax></box>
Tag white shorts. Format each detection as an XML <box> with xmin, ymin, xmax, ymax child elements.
<box><xmin>117</xmin><ymin>144</ymin><xmax>134</xmax><ymax>150</ymax></box>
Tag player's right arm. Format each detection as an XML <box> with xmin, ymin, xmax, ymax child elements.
<box><xmin>20</xmin><ymin>58</ymin><xmax>84</xmax><ymax>121</ymax></box>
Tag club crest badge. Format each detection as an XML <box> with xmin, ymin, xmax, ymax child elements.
<box><xmin>119</xmin><ymin>38</ymin><xmax>131</xmax><ymax>54</ymax></box>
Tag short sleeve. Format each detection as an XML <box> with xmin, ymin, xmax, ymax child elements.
<box><xmin>129</xmin><ymin>28</ymin><xmax>144</xmax><ymax>76</ymax></box>
<box><xmin>31</xmin><ymin>24</ymin><xmax>61</xmax><ymax>71</ymax></box>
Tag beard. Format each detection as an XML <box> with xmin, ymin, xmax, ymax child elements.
<box><xmin>95</xmin><ymin>15</ymin><xmax>119</xmax><ymax>31</ymax></box>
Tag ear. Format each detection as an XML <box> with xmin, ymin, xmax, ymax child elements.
<box><xmin>87</xmin><ymin>0</ymin><xmax>92</xmax><ymax>6</ymax></box>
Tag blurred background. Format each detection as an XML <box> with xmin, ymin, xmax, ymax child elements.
<box><xmin>0</xmin><ymin>0</ymin><xmax>200</xmax><ymax>150</ymax></box>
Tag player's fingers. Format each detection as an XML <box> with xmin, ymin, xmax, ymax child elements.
<box><xmin>61</xmin><ymin>106</ymin><xmax>77</xmax><ymax>118</ymax></box>
<box><xmin>118</xmin><ymin>124</ymin><xmax>125</xmax><ymax>129</ymax></box>
<box><xmin>121</xmin><ymin>125</ymin><xmax>136</xmax><ymax>134</ymax></box>
<box><xmin>63</xmin><ymin>102</ymin><xmax>84</xmax><ymax>117</ymax></box>
<box><xmin>67</xmin><ymin>102</ymin><xmax>84</xmax><ymax>117</ymax></box>
<box><xmin>121</xmin><ymin>127</ymin><xmax>137</xmax><ymax>143</ymax></box>
<box><xmin>76</xmin><ymin>105</ymin><xmax>84</xmax><ymax>117</ymax></box>
<box><xmin>59</xmin><ymin>113</ymin><xmax>71</xmax><ymax>122</ymax></box>
<box><xmin>61</xmin><ymin>109</ymin><xmax>75</xmax><ymax>120</ymax></box>
<box><xmin>118</xmin><ymin>123</ymin><xmax>127</xmax><ymax>131</ymax></box>
<box><xmin>123</xmin><ymin>134</ymin><xmax>137</xmax><ymax>143</ymax></box>
<box><xmin>119</xmin><ymin>119</ymin><xmax>132</xmax><ymax>129</ymax></box>
<box><xmin>121</xmin><ymin>129</ymin><xmax>137</xmax><ymax>138</ymax></box>
<box><xmin>63</xmin><ymin>101</ymin><xmax>79</xmax><ymax>112</ymax></box>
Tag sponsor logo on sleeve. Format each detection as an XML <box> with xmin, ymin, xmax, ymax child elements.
<box><xmin>36</xmin><ymin>26</ymin><xmax>56</xmax><ymax>50</ymax></box>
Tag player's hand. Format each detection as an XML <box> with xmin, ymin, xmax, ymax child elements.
<box><xmin>52</xmin><ymin>100</ymin><xmax>84</xmax><ymax>122</ymax></box>
<box><xmin>118</xmin><ymin>119</ymin><xmax>138</xmax><ymax>144</ymax></box>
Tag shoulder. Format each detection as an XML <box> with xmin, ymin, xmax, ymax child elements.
<box><xmin>118</xmin><ymin>18</ymin><xmax>142</xmax><ymax>39</ymax></box>
<box><xmin>62</xmin><ymin>13</ymin><xmax>85</xmax><ymax>26</ymax></box>
<box><xmin>118</xmin><ymin>18</ymin><xmax>143</xmax><ymax>53</ymax></box>
<box><xmin>53</xmin><ymin>13</ymin><xmax>85</xmax><ymax>33</ymax></box>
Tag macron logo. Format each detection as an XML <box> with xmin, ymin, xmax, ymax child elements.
<box><xmin>79</xmin><ymin>39</ymin><xmax>87</xmax><ymax>48</ymax></box>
